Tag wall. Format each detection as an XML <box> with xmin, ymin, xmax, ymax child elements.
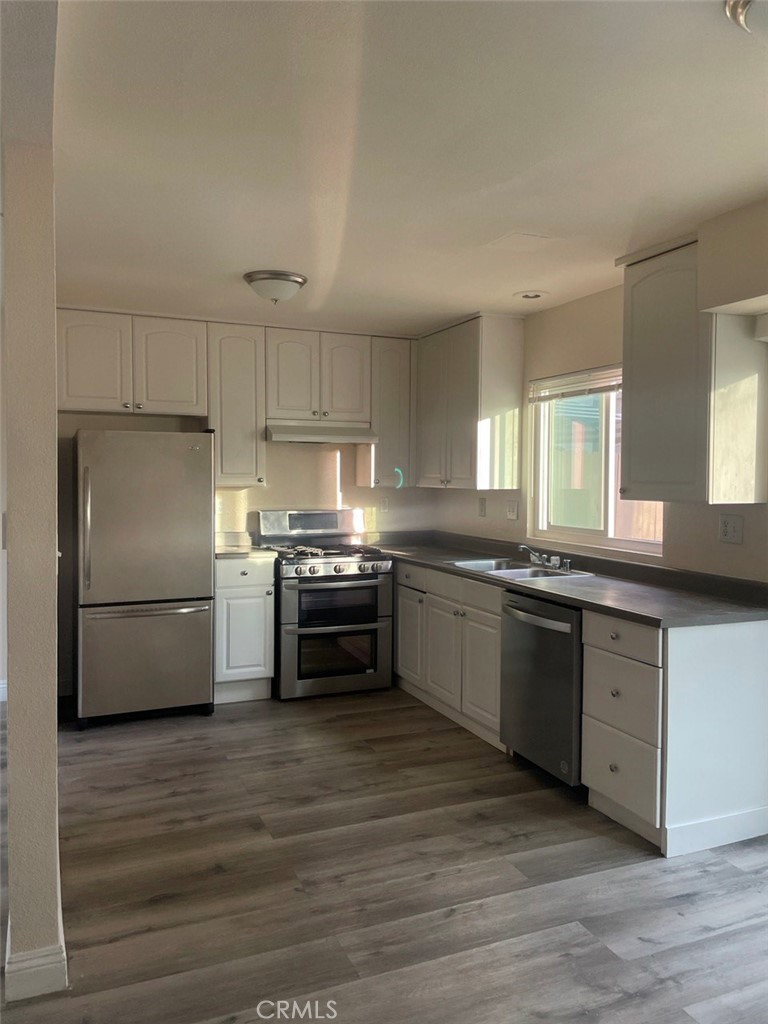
<box><xmin>1</xmin><ymin>0</ymin><xmax>68</xmax><ymax>998</ymax></box>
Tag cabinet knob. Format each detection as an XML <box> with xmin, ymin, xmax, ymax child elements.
<box><xmin>322</xmin><ymin>411</ymin><xmax>330</xmax><ymax>417</ymax></box>
<box><xmin>405</xmin><ymin>573</ymin><xmax>410</xmax><ymax>579</ymax></box>
<box><xmin>240</xmin><ymin>570</ymin><xmax>249</xmax><ymax>576</ymax></box>
<box><xmin>374</xmin><ymin>478</ymin><xmax>380</xmax><ymax>485</ymax></box>
<box><xmin>619</xmin><ymin>487</ymin><xmax>627</xmax><ymax>495</ymax></box>
<box><xmin>453</xmin><ymin>609</ymin><xmax>460</xmax><ymax>616</ymax></box>
<box><xmin>609</xmin><ymin>763</ymin><xmax>619</xmax><ymax>773</ymax></box>
<box><xmin>122</xmin><ymin>402</ymin><xmax>131</xmax><ymax>409</ymax></box>
<box><xmin>266</xmin><ymin>589</ymin><xmax>273</xmax><ymax>596</ymax></box>
<box><xmin>610</xmin><ymin>688</ymin><xmax>620</xmax><ymax>698</ymax></box>
<box><xmin>609</xmin><ymin>632</ymin><xmax>619</xmax><ymax>640</ymax></box>
<box><xmin>312</xmin><ymin>410</ymin><xmax>319</xmax><ymax>416</ymax></box>
<box><xmin>257</xmin><ymin>477</ymin><xmax>265</xmax><ymax>483</ymax></box>
<box><xmin>417</xmin><ymin>597</ymin><xmax>423</xmax><ymax>604</ymax></box>
<box><xmin>136</xmin><ymin>403</ymin><xmax>144</xmax><ymax>410</ymax></box>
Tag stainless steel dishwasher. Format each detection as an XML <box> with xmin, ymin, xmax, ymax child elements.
<box><xmin>500</xmin><ymin>592</ymin><xmax>582</xmax><ymax>785</ymax></box>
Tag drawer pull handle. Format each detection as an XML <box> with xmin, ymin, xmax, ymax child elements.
<box><xmin>266</xmin><ymin>590</ymin><xmax>273</xmax><ymax>596</ymax></box>
<box><xmin>240</xmin><ymin>570</ymin><xmax>249</xmax><ymax>576</ymax></box>
<box><xmin>610</xmin><ymin>688</ymin><xmax>620</xmax><ymax>698</ymax></box>
<box><xmin>609</xmin><ymin>763</ymin><xmax>619</xmax><ymax>773</ymax></box>
<box><xmin>610</xmin><ymin>631</ymin><xmax>619</xmax><ymax>640</ymax></box>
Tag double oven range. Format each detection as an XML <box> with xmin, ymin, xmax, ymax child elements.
<box><xmin>253</xmin><ymin>509</ymin><xmax>393</xmax><ymax>699</ymax></box>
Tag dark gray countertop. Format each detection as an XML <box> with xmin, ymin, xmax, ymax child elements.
<box><xmin>381</xmin><ymin>545</ymin><xmax>768</xmax><ymax>629</ymax></box>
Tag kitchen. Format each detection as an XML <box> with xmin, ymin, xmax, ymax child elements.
<box><xmin>1</xmin><ymin>0</ymin><xmax>768</xmax><ymax>1019</ymax></box>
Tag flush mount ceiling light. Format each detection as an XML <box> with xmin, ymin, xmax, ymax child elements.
<box><xmin>724</xmin><ymin>0</ymin><xmax>753</xmax><ymax>32</ymax></box>
<box><xmin>513</xmin><ymin>290</ymin><xmax>550</xmax><ymax>301</ymax></box>
<box><xmin>243</xmin><ymin>270</ymin><xmax>308</xmax><ymax>304</ymax></box>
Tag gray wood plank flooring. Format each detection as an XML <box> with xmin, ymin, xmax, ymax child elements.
<box><xmin>7</xmin><ymin>689</ymin><xmax>768</xmax><ymax>1024</ymax></box>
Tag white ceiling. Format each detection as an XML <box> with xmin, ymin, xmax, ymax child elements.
<box><xmin>53</xmin><ymin>1</ymin><xmax>768</xmax><ymax>336</ymax></box>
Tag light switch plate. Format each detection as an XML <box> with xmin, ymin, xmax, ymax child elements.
<box><xmin>719</xmin><ymin>513</ymin><xmax>743</xmax><ymax>544</ymax></box>
<box><xmin>506</xmin><ymin>500</ymin><xmax>519</xmax><ymax>521</ymax></box>
<box><xmin>380</xmin><ymin>497</ymin><xmax>390</xmax><ymax>513</ymax></box>
<box><xmin>478</xmin><ymin>496</ymin><xmax>487</xmax><ymax>517</ymax></box>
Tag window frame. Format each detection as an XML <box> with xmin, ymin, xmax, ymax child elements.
<box><xmin>529</xmin><ymin>368</ymin><xmax>663</xmax><ymax>557</ymax></box>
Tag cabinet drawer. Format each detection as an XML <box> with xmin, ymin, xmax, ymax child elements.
<box><xmin>583</xmin><ymin>646</ymin><xmax>662</xmax><ymax>746</ymax></box>
<box><xmin>216</xmin><ymin>556</ymin><xmax>275</xmax><ymax>589</ymax></box>
<box><xmin>425</xmin><ymin>568</ymin><xmax>463</xmax><ymax>602</ymax></box>
<box><xmin>583</xmin><ymin>611</ymin><xmax>661</xmax><ymax>666</ymax></box>
<box><xmin>396</xmin><ymin>562</ymin><xmax>426</xmax><ymax>591</ymax></box>
<box><xmin>582</xmin><ymin>716</ymin><xmax>661</xmax><ymax>826</ymax></box>
<box><xmin>461</xmin><ymin>578</ymin><xmax>502</xmax><ymax>615</ymax></box>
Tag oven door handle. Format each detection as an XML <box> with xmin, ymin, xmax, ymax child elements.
<box><xmin>283</xmin><ymin>622</ymin><xmax>386</xmax><ymax>636</ymax></box>
<box><xmin>282</xmin><ymin>579</ymin><xmax>388</xmax><ymax>591</ymax></box>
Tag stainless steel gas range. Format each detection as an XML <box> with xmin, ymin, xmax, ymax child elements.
<box><xmin>253</xmin><ymin>509</ymin><xmax>393</xmax><ymax>699</ymax></box>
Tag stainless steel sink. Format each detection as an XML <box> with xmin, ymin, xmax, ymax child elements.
<box><xmin>450</xmin><ymin>558</ymin><xmax>526</xmax><ymax>572</ymax></box>
<box><xmin>489</xmin><ymin>567</ymin><xmax>592</xmax><ymax>580</ymax></box>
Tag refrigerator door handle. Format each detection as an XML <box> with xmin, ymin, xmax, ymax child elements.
<box><xmin>83</xmin><ymin>466</ymin><xmax>92</xmax><ymax>591</ymax></box>
<box><xmin>502</xmin><ymin>605</ymin><xmax>572</xmax><ymax>634</ymax></box>
<box><xmin>84</xmin><ymin>606</ymin><xmax>210</xmax><ymax>620</ymax></box>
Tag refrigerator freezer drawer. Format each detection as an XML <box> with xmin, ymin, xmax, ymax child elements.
<box><xmin>79</xmin><ymin>600</ymin><xmax>213</xmax><ymax>718</ymax></box>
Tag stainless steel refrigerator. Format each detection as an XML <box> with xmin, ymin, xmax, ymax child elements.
<box><xmin>77</xmin><ymin>430</ymin><xmax>214</xmax><ymax>723</ymax></box>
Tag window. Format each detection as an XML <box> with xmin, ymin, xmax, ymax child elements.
<box><xmin>531</xmin><ymin>366</ymin><xmax>663</xmax><ymax>552</ymax></box>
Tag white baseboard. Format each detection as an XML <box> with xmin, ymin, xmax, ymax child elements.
<box><xmin>663</xmin><ymin>806</ymin><xmax>768</xmax><ymax>858</ymax></box>
<box><xmin>4</xmin><ymin>943</ymin><xmax>68</xmax><ymax>1001</ymax></box>
<box><xmin>0</xmin><ymin>678</ymin><xmax>6</xmax><ymax>702</ymax></box>
<box><xmin>214</xmin><ymin>678</ymin><xmax>271</xmax><ymax>705</ymax></box>
<box><xmin>396</xmin><ymin>677</ymin><xmax>504</xmax><ymax>752</ymax></box>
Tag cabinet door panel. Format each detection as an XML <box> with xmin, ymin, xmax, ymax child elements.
<box><xmin>396</xmin><ymin>585</ymin><xmax>424</xmax><ymax>686</ymax></box>
<box><xmin>215</xmin><ymin>586</ymin><xmax>274</xmax><ymax>682</ymax></box>
<box><xmin>266</xmin><ymin>328</ymin><xmax>320</xmax><ymax>420</ymax></box>
<box><xmin>424</xmin><ymin>594</ymin><xmax>462</xmax><ymax>709</ymax></box>
<box><xmin>320</xmin><ymin>333</ymin><xmax>371</xmax><ymax>422</ymax></box>
<box><xmin>370</xmin><ymin>336</ymin><xmax>410</xmax><ymax>486</ymax></box>
<box><xmin>133</xmin><ymin>317</ymin><xmax>207</xmax><ymax>415</ymax></box>
<box><xmin>57</xmin><ymin>310</ymin><xmax>133</xmax><ymax>412</ymax></box>
<box><xmin>208</xmin><ymin>324</ymin><xmax>266</xmax><ymax>487</ymax></box>
<box><xmin>461</xmin><ymin>608</ymin><xmax>501</xmax><ymax>733</ymax></box>
<box><xmin>445</xmin><ymin>319</ymin><xmax>480</xmax><ymax>488</ymax></box>
<box><xmin>621</xmin><ymin>244</ymin><xmax>709</xmax><ymax>502</ymax></box>
<box><xmin>415</xmin><ymin>333</ymin><xmax>447</xmax><ymax>487</ymax></box>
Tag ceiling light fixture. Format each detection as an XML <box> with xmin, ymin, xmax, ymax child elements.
<box><xmin>243</xmin><ymin>270</ymin><xmax>308</xmax><ymax>304</ymax></box>
<box><xmin>513</xmin><ymin>290</ymin><xmax>549</xmax><ymax>300</ymax></box>
<box><xmin>724</xmin><ymin>0</ymin><xmax>753</xmax><ymax>32</ymax></box>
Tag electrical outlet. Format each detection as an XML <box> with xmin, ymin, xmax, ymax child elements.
<box><xmin>478</xmin><ymin>496</ymin><xmax>487</xmax><ymax>518</ymax></box>
<box><xmin>719</xmin><ymin>513</ymin><xmax>743</xmax><ymax>544</ymax></box>
<box><xmin>380</xmin><ymin>497</ymin><xmax>390</xmax><ymax>513</ymax></box>
<box><xmin>506</xmin><ymin>500</ymin><xmax>519</xmax><ymax>521</ymax></box>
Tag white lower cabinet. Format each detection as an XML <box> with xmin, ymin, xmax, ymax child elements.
<box><xmin>581</xmin><ymin>610</ymin><xmax>768</xmax><ymax>857</ymax></box>
<box><xmin>396</xmin><ymin>564</ymin><xmax>501</xmax><ymax>740</ymax></box>
<box><xmin>396</xmin><ymin>584</ymin><xmax>425</xmax><ymax>687</ymax></box>
<box><xmin>214</xmin><ymin>556</ymin><xmax>275</xmax><ymax>701</ymax></box>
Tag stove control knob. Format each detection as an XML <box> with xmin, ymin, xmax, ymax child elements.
<box><xmin>358</xmin><ymin>563</ymin><xmax>369</xmax><ymax>573</ymax></box>
<box><xmin>372</xmin><ymin>562</ymin><xmax>383</xmax><ymax>573</ymax></box>
<box><xmin>308</xmin><ymin>565</ymin><xmax>320</xmax><ymax>575</ymax></box>
<box><xmin>295</xmin><ymin>566</ymin><xmax>306</xmax><ymax>576</ymax></box>
<box><xmin>333</xmin><ymin>564</ymin><xmax>346</xmax><ymax>574</ymax></box>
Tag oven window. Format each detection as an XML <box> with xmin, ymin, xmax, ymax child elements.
<box><xmin>297</xmin><ymin>630</ymin><xmax>377</xmax><ymax>679</ymax></box>
<box><xmin>298</xmin><ymin>584</ymin><xmax>378</xmax><ymax>627</ymax></box>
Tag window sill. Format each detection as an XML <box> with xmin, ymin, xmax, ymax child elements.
<box><xmin>529</xmin><ymin>531</ymin><xmax>664</xmax><ymax>564</ymax></box>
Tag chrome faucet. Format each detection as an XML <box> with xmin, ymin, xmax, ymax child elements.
<box><xmin>518</xmin><ymin>544</ymin><xmax>545</xmax><ymax>565</ymax></box>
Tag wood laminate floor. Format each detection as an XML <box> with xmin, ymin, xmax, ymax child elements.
<box><xmin>8</xmin><ymin>689</ymin><xmax>768</xmax><ymax>1023</ymax></box>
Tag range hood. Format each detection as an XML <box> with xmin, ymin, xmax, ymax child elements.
<box><xmin>267</xmin><ymin>422</ymin><xmax>379</xmax><ymax>444</ymax></box>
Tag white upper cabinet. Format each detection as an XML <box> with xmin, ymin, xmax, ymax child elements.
<box><xmin>414</xmin><ymin>316</ymin><xmax>523</xmax><ymax>489</ymax></box>
<box><xmin>57</xmin><ymin>310</ymin><xmax>133</xmax><ymax>412</ymax></box>
<box><xmin>621</xmin><ymin>245</ymin><xmax>710</xmax><ymax>503</ymax></box>
<box><xmin>320</xmin><ymin>333</ymin><xmax>371</xmax><ymax>422</ymax></box>
<box><xmin>622</xmin><ymin>244</ymin><xmax>767</xmax><ymax>504</ymax></box>
<box><xmin>207</xmin><ymin>323</ymin><xmax>267</xmax><ymax>488</ymax></box>
<box><xmin>265</xmin><ymin>328</ymin><xmax>321</xmax><ymax>420</ymax></box>
<box><xmin>357</xmin><ymin>336</ymin><xmax>411</xmax><ymax>488</ymax></box>
<box><xmin>58</xmin><ymin>311</ymin><xmax>207</xmax><ymax>416</ymax></box>
<box><xmin>132</xmin><ymin>317</ymin><xmax>208</xmax><ymax>416</ymax></box>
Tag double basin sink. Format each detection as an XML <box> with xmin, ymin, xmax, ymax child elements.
<box><xmin>449</xmin><ymin>558</ymin><xmax>592</xmax><ymax>582</ymax></box>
